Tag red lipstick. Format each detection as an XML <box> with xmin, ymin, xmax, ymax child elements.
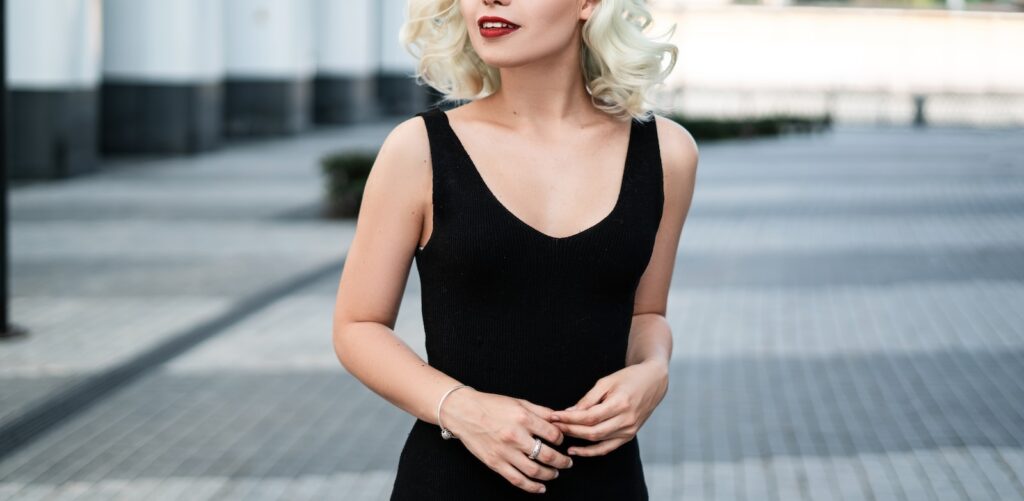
<box><xmin>478</xmin><ymin>16</ymin><xmax>520</xmax><ymax>38</ymax></box>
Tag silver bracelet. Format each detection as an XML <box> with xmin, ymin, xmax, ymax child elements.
<box><xmin>437</xmin><ymin>384</ymin><xmax>473</xmax><ymax>440</ymax></box>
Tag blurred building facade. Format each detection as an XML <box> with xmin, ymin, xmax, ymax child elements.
<box><xmin>5</xmin><ymin>0</ymin><xmax>434</xmax><ymax>180</ymax></box>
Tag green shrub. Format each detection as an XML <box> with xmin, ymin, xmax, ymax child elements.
<box><xmin>320</xmin><ymin>150</ymin><xmax>376</xmax><ymax>218</ymax></box>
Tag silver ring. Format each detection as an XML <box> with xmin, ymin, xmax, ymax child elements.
<box><xmin>528</xmin><ymin>437</ymin><xmax>542</xmax><ymax>460</ymax></box>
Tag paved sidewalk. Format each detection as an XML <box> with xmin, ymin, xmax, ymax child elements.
<box><xmin>1</xmin><ymin>122</ymin><xmax>1023</xmax><ymax>500</ymax></box>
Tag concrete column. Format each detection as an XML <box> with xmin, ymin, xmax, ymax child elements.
<box><xmin>101</xmin><ymin>0</ymin><xmax>223</xmax><ymax>154</ymax></box>
<box><xmin>6</xmin><ymin>0</ymin><xmax>101</xmax><ymax>179</ymax></box>
<box><xmin>313</xmin><ymin>0</ymin><xmax>377</xmax><ymax>124</ymax></box>
<box><xmin>223</xmin><ymin>0</ymin><xmax>315</xmax><ymax>136</ymax></box>
<box><xmin>377</xmin><ymin>0</ymin><xmax>433</xmax><ymax>117</ymax></box>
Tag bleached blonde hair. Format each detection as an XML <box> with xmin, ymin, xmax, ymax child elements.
<box><xmin>400</xmin><ymin>0</ymin><xmax>678</xmax><ymax>121</ymax></box>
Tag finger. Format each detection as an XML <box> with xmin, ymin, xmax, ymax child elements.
<box><xmin>494</xmin><ymin>460</ymin><xmax>548</xmax><ymax>494</ymax></box>
<box><xmin>533</xmin><ymin>437</ymin><xmax>574</xmax><ymax>470</ymax></box>
<box><xmin>474</xmin><ymin>436</ymin><xmax>548</xmax><ymax>494</ymax></box>
<box><xmin>523</xmin><ymin>408</ymin><xmax>565</xmax><ymax>446</ymax></box>
<box><xmin>566</xmin><ymin>378</ymin><xmax>612</xmax><ymax>411</ymax></box>
<box><xmin>556</xmin><ymin>415</ymin><xmax>625</xmax><ymax>443</ymax></box>
<box><xmin>516</xmin><ymin>399</ymin><xmax>556</xmax><ymax>419</ymax></box>
<box><xmin>506</xmin><ymin>440</ymin><xmax>560</xmax><ymax>482</ymax></box>
<box><xmin>567</xmin><ymin>437</ymin><xmax>627</xmax><ymax>457</ymax></box>
<box><xmin>551</xmin><ymin>398</ymin><xmax>619</xmax><ymax>425</ymax></box>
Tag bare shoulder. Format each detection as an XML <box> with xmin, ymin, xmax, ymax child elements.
<box><xmin>363</xmin><ymin>115</ymin><xmax>433</xmax><ymax>210</ymax></box>
<box><xmin>373</xmin><ymin>115</ymin><xmax>432</xmax><ymax>182</ymax></box>
<box><xmin>651</xmin><ymin>113</ymin><xmax>699</xmax><ymax>226</ymax></box>
<box><xmin>652</xmin><ymin>113</ymin><xmax>700</xmax><ymax>182</ymax></box>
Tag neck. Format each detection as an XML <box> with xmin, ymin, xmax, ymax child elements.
<box><xmin>483</xmin><ymin>38</ymin><xmax>598</xmax><ymax>126</ymax></box>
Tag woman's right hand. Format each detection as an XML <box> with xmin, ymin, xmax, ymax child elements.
<box><xmin>441</xmin><ymin>388</ymin><xmax>575</xmax><ymax>494</ymax></box>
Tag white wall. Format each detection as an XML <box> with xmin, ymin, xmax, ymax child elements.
<box><xmin>6</xmin><ymin>0</ymin><xmax>102</xmax><ymax>89</ymax></box>
<box><xmin>223</xmin><ymin>0</ymin><xmax>315</xmax><ymax>79</ymax></box>
<box><xmin>315</xmin><ymin>0</ymin><xmax>376</xmax><ymax>76</ymax></box>
<box><xmin>379</xmin><ymin>0</ymin><xmax>413</xmax><ymax>73</ymax></box>
<box><xmin>103</xmin><ymin>0</ymin><xmax>223</xmax><ymax>83</ymax></box>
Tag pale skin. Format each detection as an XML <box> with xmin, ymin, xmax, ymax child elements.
<box><xmin>332</xmin><ymin>0</ymin><xmax>699</xmax><ymax>496</ymax></box>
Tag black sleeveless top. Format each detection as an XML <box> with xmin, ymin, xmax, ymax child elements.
<box><xmin>390</xmin><ymin>106</ymin><xmax>664</xmax><ymax>500</ymax></box>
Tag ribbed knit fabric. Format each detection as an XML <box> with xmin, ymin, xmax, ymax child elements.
<box><xmin>389</xmin><ymin>106</ymin><xmax>664</xmax><ymax>500</ymax></box>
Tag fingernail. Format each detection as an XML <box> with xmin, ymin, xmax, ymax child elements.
<box><xmin>566</xmin><ymin>406</ymin><xmax>577</xmax><ymax>411</ymax></box>
<box><xmin>554</xmin><ymin>469</ymin><xmax>559</xmax><ymax>478</ymax></box>
<box><xmin>539</xmin><ymin>486</ymin><xmax>546</xmax><ymax>493</ymax></box>
<box><xmin>568</xmin><ymin>458</ymin><xmax>574</xmax><ymax>467</ymax></box>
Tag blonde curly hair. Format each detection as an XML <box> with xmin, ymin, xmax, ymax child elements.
<box><xmin>400</xmin><ymin>0</ymin><xmax>678</xmax><ymax>121</ymax></box>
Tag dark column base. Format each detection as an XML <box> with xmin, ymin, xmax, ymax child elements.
<box><xmin>376</xmin><ymin>71</ymin><xmax>441</xmax><ymax>118</ymax></box>
<box><xmin>223</xmin><ymin>78</ymin><xmax>311</xmax><ymax>137</ymax></box>
<box><xmin>7</xmin><ymin>88</ymin><xmax>99</xmax><ymax>180</ymax></box>
<box><xmin>313</xmin><ymin>74</ymin><xmax>377</xmax><ymax>125</ymax></box>
<box><xmin>100</xmin><ymin>80</ymin><xmax>222</xmax><ymax>155</ymax></box>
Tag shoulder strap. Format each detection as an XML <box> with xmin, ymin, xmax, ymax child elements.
<box><xmin>414</xmin><ymin>107</ymin><xmax>459</xmax><ymax>229</ymax></box>
<box><xmin>415</xmin><ymin>107</ymin><xmax>444</xmax><ymax>135</ymax></box>
<box><xmin>416</xmin><ymin>105</ymin><xmax>463</xmax><ymax>169</ymax></box>
<box><xmin>634</xmin><ymin>114</ymin><xmax>659</xmax><ymax>152</ymax></box>
<box><xmin>629</xmin><ymin>114</ymin><xmax>661</xmax><ymax>174</ymax></box>
<box><xmin>618</xmin><ymin>114</ymin><xmax>664</xmax><ymax>232</ymax></box>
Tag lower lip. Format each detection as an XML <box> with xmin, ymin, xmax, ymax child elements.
<box><xmin>480</xmin><ymin>25</ymin><xmax>520</xmax><ymax>38</ymax></box>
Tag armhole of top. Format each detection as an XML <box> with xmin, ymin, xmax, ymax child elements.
<box><xmin>416</xmin><ymin>111</ymin><xmax>439</xmax><ymax>254</ymax></box>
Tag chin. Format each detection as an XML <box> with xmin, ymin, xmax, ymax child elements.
<box><xmin>477</xmin><ymin>53</ymin><xmax>532</xmax><ymax>69</ymax></box>
<box><xmin>475</xmin><ymin>45</ymin><xmax>549</xmax><ymax>69</ymax></box>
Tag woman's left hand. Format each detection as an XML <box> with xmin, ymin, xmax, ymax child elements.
<box><xmin>548</xmin><ymin>359</ymin><xmax>670</xmax><ymax>457</ymax></box>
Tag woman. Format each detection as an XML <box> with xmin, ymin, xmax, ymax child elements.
<box><xmin>332</xmin><ymin>0</ymin><xmax>698</xmax><ymax>498</ymax></box>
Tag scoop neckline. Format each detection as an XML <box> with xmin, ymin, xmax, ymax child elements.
<box><xmin>435</xmin><ymin>108</ymin><xmax>638</xmax><ymax>243</ymax></box>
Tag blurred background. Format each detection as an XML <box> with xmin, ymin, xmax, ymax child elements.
<box><xmin>2</xmin><ymin>0</ymin><xmax>1023</xmax><ymax>500</ymax></box>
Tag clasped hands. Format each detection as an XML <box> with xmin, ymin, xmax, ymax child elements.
<box><xmin>445</xmin><ymin>358</ymin><xmax>669</xmax><ymax>494</ymax></box>
<box><xmin>547</xmin><ymin>359</ymin><xmax>669</xmax><ymax>457</ymax></box>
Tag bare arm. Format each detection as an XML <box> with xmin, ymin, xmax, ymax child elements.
<box><xmin>335</xmin><ymin>322</ymin><xmax>471</xmax><ymax>426</ymax></box>
<box><xmin>331</xmin><ymin>117</ymin><xmax>469</xmax><ymax>425</ymax></box>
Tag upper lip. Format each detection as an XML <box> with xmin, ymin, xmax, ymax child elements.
<box><xmin>478</xmin><ymin>16</ymin><xmax>519</xmax><ymax>28</ymax></box>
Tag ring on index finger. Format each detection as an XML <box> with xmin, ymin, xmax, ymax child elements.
<box><xmin>527</xmin><ymin>437</ymin><xmax>542</xmax><ymax>460</ymax></box>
